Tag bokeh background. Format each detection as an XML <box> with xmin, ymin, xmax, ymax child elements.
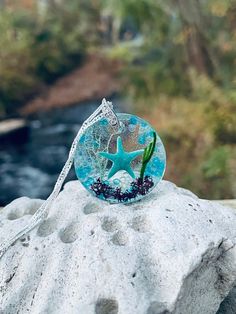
<box><xmin>0</xmin><ymin>0</ymin><xmax>236</xmax><ymax>206</ymax></box>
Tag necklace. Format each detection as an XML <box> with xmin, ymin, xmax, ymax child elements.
<box><xmin>0</xmin><ymin>99</ymin><xmax>166</xmax><ymax>258</ymax></box>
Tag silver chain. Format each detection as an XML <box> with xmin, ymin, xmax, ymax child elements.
<box><xmin>0</xmin><ymin>99</ymin><xmax>119</xmax><ymax>259</ymax></box>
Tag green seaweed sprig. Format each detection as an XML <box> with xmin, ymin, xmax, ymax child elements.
<box><xmin>140</xmin><ymin>132</ymin><xmax>157</xmax><ymax>180</ymax></box>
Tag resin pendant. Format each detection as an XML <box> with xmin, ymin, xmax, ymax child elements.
<box><xmin>74</xmin><ymin>113</ymin><xmax>166</xmax><ymax>203</ymax></box>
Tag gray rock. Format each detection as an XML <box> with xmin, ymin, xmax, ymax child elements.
<box><xmin>217</xmin><ymin>287</ymin><xmax>236</xmax><ymax>314</ymax></box>
<box><xmin>0</xmin><ymin>180</ymin><xmax>236</xmax><ymax>314</ymax></box>
<box><xmin>214</xmin><ymin>199</ymin><xmax>236</xmax><ymax>210</ymax></box>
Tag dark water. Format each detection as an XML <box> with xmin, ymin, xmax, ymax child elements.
<box><xmin>0</xmin><ymin>99</ymin><xmax>127</xmax><ymax>206</ymax></box>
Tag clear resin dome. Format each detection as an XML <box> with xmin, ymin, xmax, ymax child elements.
<box><xmin>74</xmin><ymin>113</ymin><xmax>166</xmax><ymax>203</ymax></box>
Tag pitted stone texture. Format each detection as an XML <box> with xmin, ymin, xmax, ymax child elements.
<box><xmin>101</xmin><ymin>216</ymin><xmax>120</xmax><ymax>232</ymax></box>
<box><xmin>6</xmin><ymin>197</ymin><xmax>44</xmax><ymax>220</ymax></box>
<box><xmin>131</xmin><ymin>215</ymin><xmax>151</xmax><ymax>232</ymax></box>
<box><xmin>111</xmin><ymin>230</ymin><xmax>129</xmax><ymax>246</ymax></box>
<box><xmin>0</xmin><ymin>180</ymin><xmax>236</xmax><ymax>314</ymax></box>
<box><xmin>37</xmin><ymin>217</ymin><xmax>58</xmax><ymax>237</ymax></box>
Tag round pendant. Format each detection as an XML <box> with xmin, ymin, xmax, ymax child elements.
<box><xmin>74</xmin><ymin>113</ymin><xmax>166</xmax><ymax>203</ymax></box>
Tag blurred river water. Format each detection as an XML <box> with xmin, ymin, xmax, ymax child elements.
<box><xmin>0</xmin><ymin>99</ymin><xmax>125</xmax><ymax>206</ymax></box>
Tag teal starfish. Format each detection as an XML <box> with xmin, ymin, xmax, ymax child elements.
<box><xmin>99</xmin><ymin>136</ymin><xmax>144</xmax><ymax>179</ymax></box>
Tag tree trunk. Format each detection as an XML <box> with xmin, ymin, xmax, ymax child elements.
<box><xmin>177</xmin><ymin>0</ymin><xmax>214</xmax><ymax>77</ymax></box>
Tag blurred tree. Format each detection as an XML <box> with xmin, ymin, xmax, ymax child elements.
<box><xmin>0</xmin><ymin>0</ymin><xmax>102</xmax><ymax>114</ymax></box>
<box><xmin>0</xmin><ymin>0</ymin><xmax>235</xmax><ymax>198</ymax></box>
<box><xmin>176</xmin><ymin>0</ymin><xmax>215</xmax><ymax>76</ymax></box>
<box><xmin>105</xmin><ymin>0</ymin><xmax>236</xmax><ymax>198</ymax></box>
<box><xmin>3</xmin><ymin>0</ymin><xmax>35</xmax><ymax>10</ymax></box>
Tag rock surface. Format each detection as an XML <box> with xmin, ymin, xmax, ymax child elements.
<box><xmin>0</xmin><ymin>180</ymin><xmax>236</xmax><ymax>314</ymax></box>
<box><xmin>217</xmin><ymin>286</ymin><xmax>236</xmax><ymax>314</ymax></box>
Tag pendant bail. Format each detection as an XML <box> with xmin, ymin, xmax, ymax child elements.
<box><xmin>101</xmin><ymin>98</ymin><xmax>120</xmax><ymax>131</ymax></box>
